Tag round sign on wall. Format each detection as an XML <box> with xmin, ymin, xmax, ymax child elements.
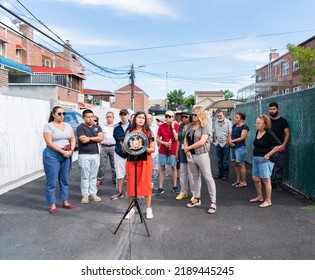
<box><xmin>123</xmin><ymin>131</ymin><xmax>148</xmax><ymax>155</ymax></box>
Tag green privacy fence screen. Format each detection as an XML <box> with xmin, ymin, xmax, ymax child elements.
<box><xmin>236</xmin><ymin>88</ymin><xmax>315</xmax><ymax>199</ymax></box>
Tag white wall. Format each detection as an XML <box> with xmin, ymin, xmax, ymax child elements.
<box><xmin>0</xmin><ymin>95</ymin><xmax>50</xmax><ymax>187</ymax></box>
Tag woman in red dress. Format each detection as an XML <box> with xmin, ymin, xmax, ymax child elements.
<box><xmin>123</xmin><ymin>111</ymin><xmax>155</xmax><ymax>219</ymax></box>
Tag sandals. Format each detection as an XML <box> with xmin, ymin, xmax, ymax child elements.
<box><xmin>249</xmin><ymin>197</ymin><xmax>264</xmax><ymax>203</ymax></box>
<box><xmin>232</xmin><ymin>181</ymin><xmax>247</xmax><ymax>188</ymax></box>
<box><xmin>235</xmin><ymin>183</ymin><xmax>247</xmax><ymax>188</ymax></box>
<box><xmin>208</xmin><ymin>202</ymin><xmax>217</xmax><ymax>214</ymax></box>
<box><xmin>187</xmin><ymin>197</ymin><xmax>201</xmax><ymax>208</ymax></box>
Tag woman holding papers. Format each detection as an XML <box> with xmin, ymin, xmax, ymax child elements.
<box><xmin>184</xmin><ymin>106</ymin><xmax>217</xmax><ymax>214</ymax></box>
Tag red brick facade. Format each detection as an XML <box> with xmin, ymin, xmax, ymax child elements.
<box><xmin>255</xmin><ymin>36</ymin><xmax>315</xmax><ymax>97</ymax></box>
<box><xmin>111</xmin><ymin>83</ymin><xmax>149</xmax><ymax>112</ymax></box>
<box><xmin>0</xmin><ymin>24</ymin><xmax>84</xmax><ymax>103</ymax></box>
<box><xmin>0</xmin><ymin>68</ymin><xmax>8</xmax><ymax>87</ymax></box>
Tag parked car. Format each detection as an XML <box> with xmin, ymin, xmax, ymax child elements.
<box><xmin>148</xmin><ymin>105</ymin><xmax>166</xmax><ymax>116</ymax></box>
<box><xmin>63</xmin><ymin>110</ymin><xmax>84</xmax><ymax>148</ymax></box>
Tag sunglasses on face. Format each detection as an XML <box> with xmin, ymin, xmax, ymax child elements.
<box><xmin>57</xmin><ymin>112</ymin><xmax>66</xmax><ymax>116</ymax></box>
<box><xmin>181</xmin><ymin>115</ymin><xmax>189</xmax><ymax>119</ymax></box>
<box><xmin>192</xmin><ymin>113</ymin><xmax>198</xmax><ymax>117</ymax></box>
<box><xmin>119</xmin><ymin>113</ymin><xmax>127</xmax><ymax>116</ymax></box>
<box><xmin>165</xmin><ymin>115</ymin><xmax>173</xmax><ymax>118</ymax></box>
<box><xmin>94</xmin><ymin>119</ymin><xmax>98</xmax><ymax>122</ymax></box>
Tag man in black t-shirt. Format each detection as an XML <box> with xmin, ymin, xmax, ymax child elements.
<box><xmin>269</xmin><ymin>102</ymin><xmax>290</xmax><ymax>192</ymax></box>
<box><xmin>77</xmin><ymin>109</ymin><xmax>104</xmax><ymax>203</ymax></box>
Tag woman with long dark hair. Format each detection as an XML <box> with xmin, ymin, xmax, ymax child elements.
<box><xmin>123</xmin><ymin>111</ymin><xmax>155</xmax><ymax>219</ymax></box>
<box><xmin>43</xmin><ymin>106</ymin><xmax>76</xmax><ymax>215</ymax></box>
<box><xmin>176</xmin><ymin>109</ymin><xmax>194</xmax><ymax>200</ymax></box>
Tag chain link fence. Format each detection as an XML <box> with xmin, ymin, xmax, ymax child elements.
<box><xmin>236</xmin><ymin>88</ymin><xmax>315</xmax><ymax>199</ymax></box>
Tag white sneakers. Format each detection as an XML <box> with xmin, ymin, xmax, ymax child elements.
<box><xmin>124</xmin><ymin>207</ymin><xmax>154</xmax><ymax>219</ymax></box>
<box><xmin>146</xmin><ymin>207</ymin><xmax>153</xmax><ymax>219</ymax></box>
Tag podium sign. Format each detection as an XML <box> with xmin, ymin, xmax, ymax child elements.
<box><xmin>123</xmin><ymin>131</ymin><xmax>148</xmax><ymax>155</ymax></box>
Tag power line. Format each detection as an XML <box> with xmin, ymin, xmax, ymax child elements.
<box><xmin>83</xmin><ymin>29</ymin><xmax>315</xmax><ymax>56</ymax></box>
<box><xmin>0</xmin><ymin>3</ymin><xmax>129</xmax><ymax>76</ymax></box>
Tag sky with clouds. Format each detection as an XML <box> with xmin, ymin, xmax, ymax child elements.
<box><xmin>1</xmin><ymin>0</ymin><xmax>315</xmax><ymax>100</ymax></box>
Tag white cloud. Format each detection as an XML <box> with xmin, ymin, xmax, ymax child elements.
<box><xmin>58</xmin><ymin>0</ymin><xmax>178</xmax><ymax>18</ymax></box>
<box><xmin>34</xmin><ymin>25</ymin><xmax>122</xmax><ymax>48</ymax></box>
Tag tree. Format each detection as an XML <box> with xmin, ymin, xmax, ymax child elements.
<box><xmin>183</xmin><ymin>94</ymin><xmax>195</xmax><ymax>108</ymax></box>
<box><xmin>223</xmin><ymin>89</ymin><xmax>234</xmax><ymax>99</ymax></box>
<box><xmin>166</xmin><ymin>89</ymin><xmax>185</xmax><ymax>110</ymax></box>
<box><xmin>287</xmin><ymin>43</ymin><xmax>315</xmax><ymax>85</ymax></box>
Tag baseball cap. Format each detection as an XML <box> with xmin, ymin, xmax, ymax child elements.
<box><xmin>181</xmin><ymin>109</ymin><xmax>192</xmax><ymax>115</ymax></box>
<box><xmin>165</xmin><ymin>110</ymin><xmax>174</xmax><ymax>117</ymax></box>
<box><xmin>119</xmin><ymin>109</ymin><xmax>129</xmax><ymax>115</ymax></box>
<box><xmin>156</xmin><ymin>117</ymin><xmax>164</xmax><ymax>122</ymax></box>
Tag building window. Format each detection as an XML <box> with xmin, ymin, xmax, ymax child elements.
<box><xmin>293</xmin><ymin>86</ymin><xmax>301</xmax><ymax>92</ymax></box>
<box><xmin>42</xmin><ymin>59</ymin><xmax>52</xmax><ymax>67</ymax></box>
<box><xmin>293</xmin><ymin>61</ymin><xmax>300</xmax><ymax>72</ymax></box>
<box><xmin>257</xmin><ymin>74</ymin><xmax>263</xmax><ymax>82</ymax></box>
<box><xmin>282</xmin><ymin>88</ymin><xmax>290</xmax><ymax>94</ymax></box>
<box><xmin>16</xmin><ymin>49</ymin><xmax>21</xmax><ymax>57</ymax></box>
<box><xmin>0</xmin><ymin>43</ymin><xmax>3</xmax><ymax>55</ymax></box>
<box><xmin>308</xmin><ymin>82</ymin><xmax>315</xmax><ymax>89</ymax></box>
<box><xmin>282</xmin><ymin>62</ymin><xmax>290</xmax><ymax>76</ymax></box>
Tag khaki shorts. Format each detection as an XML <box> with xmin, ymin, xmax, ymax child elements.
<box><xmin>114</xmin><ymin>153</ymin><xmax>127</xmax><ymax>179</ymax></box>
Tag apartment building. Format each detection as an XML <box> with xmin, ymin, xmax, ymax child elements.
<box><xmin>238</xmin><ymin>35</ymin><xmax>315</xmax><ymax>99</ymax></box>
<box><xmin>0</xmin><ymin>23</ymin><xmax>85</xmax><ymax>104</ymax></box>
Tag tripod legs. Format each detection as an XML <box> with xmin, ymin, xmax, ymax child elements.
<box><xmin>114</xmin><ymin>197</ymin><xmax>150</xmax><ymax>237</ymax></box>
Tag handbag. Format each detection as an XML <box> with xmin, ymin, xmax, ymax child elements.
<box><xmin>63</xmin><ymin>143</ymin><xmax>71</xmax><ymax>151</ymax></box>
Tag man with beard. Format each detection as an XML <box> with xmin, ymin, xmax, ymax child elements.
<box><xmin>213</xmin><ymin>109</ymin><xmax>232</xmax><ymax>180</ymax></box>
<box><xmin>268</xmin><ymin>102</ymin><xmax>290</xmax><ymax>192</ymax></box>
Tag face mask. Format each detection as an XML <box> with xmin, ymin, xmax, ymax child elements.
<box><xmin>121</xmin><ymin>119</ymin><xmax>129</xmax><ymax>124</ymax></box>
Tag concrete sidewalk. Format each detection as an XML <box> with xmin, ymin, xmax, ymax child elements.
<box><xmin>0</xmin><ymin>147</ymin><xmax>314</xmax><ymax>260</ymax></box>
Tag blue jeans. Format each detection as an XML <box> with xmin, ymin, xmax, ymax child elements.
<box><xmin>43</xmin><ymin>147</ymin><xmax>72</xmax><ymax>205</ymax></box>
<box><xmin>78</xmin><ymin>154</ymin><xmax>100</xmax><ymax>196</ymax></box>
<box><xmin>215</xmin><ymin>144</ymin><xmax>230</xmax><ymax>177</ymax></box>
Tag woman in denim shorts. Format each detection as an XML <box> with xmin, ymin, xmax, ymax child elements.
<box><xmin>250</xmin><ymin>115</ymin><xmax>282</xmax><ymax>208</ymax></box>
<box><xmin>229</xmin><ymin>113</ymin><xmax>249</xmax><ymax>188</ymax></box>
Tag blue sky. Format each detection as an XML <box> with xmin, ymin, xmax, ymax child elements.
<box><xmin>1</xmin><ymin>0</ymin><xmax>315</xmax><ymax>99</ymax></box>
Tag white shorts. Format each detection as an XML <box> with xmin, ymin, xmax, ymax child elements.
<box><xmin>114</xmin><ymin>153</ymin><xmax>127</xmax><ymax>179</ymax></box>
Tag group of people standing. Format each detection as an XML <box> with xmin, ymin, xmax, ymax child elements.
<box><xmin>212</xmin><ymin>102</ymin><xmax>289</xmax><ymax>208</ymax></box>
<box><xmin>42</xmin><ymin>101</ymin><xmax>289</xmax><ymax>217</ymax></box>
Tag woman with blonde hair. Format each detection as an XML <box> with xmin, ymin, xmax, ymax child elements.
<box><xmin>250</xmin><ymin>114</ymin><xmax>282</xmax><ymax>208</ymax></box>
<box><xmin>184</xmin><ymin>106</ymin><xmax>217</xmax><ymax>214</ymax></box>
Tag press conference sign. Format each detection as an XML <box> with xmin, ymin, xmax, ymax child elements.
<box><xmin>123</xmin><ymin>131</ymin><xmax>148</xmax><ymax>155</ymax></box>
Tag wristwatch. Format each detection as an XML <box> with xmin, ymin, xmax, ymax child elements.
<box><xmin>90</xmin><ymin>137</ymin><xmax>93</xmax><ymax>142</ymax></box>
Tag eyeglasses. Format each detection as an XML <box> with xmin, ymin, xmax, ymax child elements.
<box><xmin>192</xmin><ymin>113</ymin><xmax>198</xmax><ymax>117</ymax></box>
<box><xmin>165</xmin><ymin>114</ymin><xmax>173</xmax><ymax>118</ymax></box>
<box><xmin>94</xmin><ymin>119</ymin><xmax>98</xmax><ymax>122</ymax></box>
<box><xmin>57</xmin><ymin>112</ymin><xmax>66</xmax><ymax>116</ymax></box>
<box><xmin>119</xmin><ymin>113</ymin><xmax>127</xmax><ymax>116</ymax></box>
<box><xmin>181</xmin><ymin>115</ymin><xmax>189</xmax><ymax>119</ymax></box>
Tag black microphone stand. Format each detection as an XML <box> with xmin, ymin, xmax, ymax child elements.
<box><xmin>114</xmin><ymin>154</ymin><xmax>150</xmax><ymax>237</ymax></box>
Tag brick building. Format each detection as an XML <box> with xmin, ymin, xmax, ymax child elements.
<box><xmin>238</xmin><ymin>35</ymin><xmax>315</xmax><ymax>99</ymax></box>
<box><xmin>111</xmin><ymin>83</ymin><xmax>149</xmax><ymax>113</ymax></box>
<box><xmin>0</xmin><ymin>23</ymin><xmax>85</xmax><ymax>103</ymax></box>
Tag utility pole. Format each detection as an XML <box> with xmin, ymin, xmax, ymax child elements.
<box><xmin>130</xmin><ymin>63</ymin><xmax>135</xmax><ymax>111</ymax></box>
